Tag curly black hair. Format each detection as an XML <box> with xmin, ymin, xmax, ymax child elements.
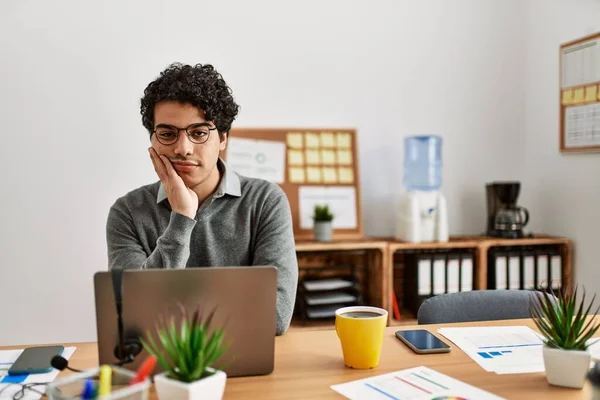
<box><xmin>140</xmin><ymin>63</ymin><xmax>240</xmax><ymax>137</ymax></box>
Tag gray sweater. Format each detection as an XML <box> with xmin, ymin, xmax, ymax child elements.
<box><xmin>106</xmin><ymin>159</ymin><xmax>298</xmax><ymax>335</ymax></box>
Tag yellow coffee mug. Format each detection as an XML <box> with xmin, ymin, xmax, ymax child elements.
<box><xmin>335</xmin><ymin>306</ymin><xmax>388</xmax><ymax>369</ymax></box>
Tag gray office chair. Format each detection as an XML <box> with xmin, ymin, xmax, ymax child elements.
<box><xmin>417</xmin><ymin>290</ymin><xmax>549</xmax><ymax>325</ymax></box>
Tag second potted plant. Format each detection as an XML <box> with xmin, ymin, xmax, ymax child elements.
<box><xmin>313</xmin><ymin>204</ymin><xmax>334</xmax><ymax>242</ymax></box>
<box><xmin>530</xmin><ymin>285</ymin><xmax>600</xmax><ymax>389</ymax></box>
<box><xmin>141</xmin><ymin>303</ymin><xmax>229</xmax><ymax>400</ymax></box>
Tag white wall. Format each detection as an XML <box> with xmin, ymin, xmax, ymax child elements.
<box><xmin>522</xmin><ymin>0</ymin><xmax>600</xmax><ymax>296</ymax></box>
<box><xmin>0</xmin><ymin>0</ymin><xmax>526</xmax><ymax>345</ymax></box>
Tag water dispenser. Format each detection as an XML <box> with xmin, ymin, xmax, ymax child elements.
<box><xmin>395</xmin><ymin>135</ymin><xmax>449</xmax><ymax>242</ymax></box>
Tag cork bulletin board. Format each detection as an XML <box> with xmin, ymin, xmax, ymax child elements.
<box><xmin>559</xmin><ymin>31</ymin><xmax>600</xmax><ymax>153</ymax></box>
<box><xmin>221</xmin><ymin>128</ymin><xmax>364</xmax><ymax>241</ymax></box>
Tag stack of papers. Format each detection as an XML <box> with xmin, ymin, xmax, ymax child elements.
<box><xmin>303</xmin><ymin>278</ymin><xmax>354</xmax><ymax>291</ymax></box>
<box><xmin>437</xmin><ymin>326</ymin><xmax>545</xmax><ymax>374</ymax></box>
<box><xmin>0</xmin><ymin>347</ymin><xmax>76</xmax><ymax>399</ymax></box>
<box><xmin>331</xmin><ymin>365</ymin><xmax>504</xmax><ymax>399</ymax></box>
<box><xmin>305</xmin><ymin>292</ymin><xmax>357</xmax><ymax>306</ymax></box>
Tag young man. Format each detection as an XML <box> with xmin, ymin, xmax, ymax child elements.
<box><xmin>106</xmin><ymin>63</ymin><xmax>298</xmax><ymax>335</ymax></box>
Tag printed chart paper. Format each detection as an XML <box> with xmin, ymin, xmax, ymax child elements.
<box><xmin>331</xmin><ymin>365</ymin><xmax>504</xmax><ymax>400</ymax></box>
<box><xmin>437</xmin><ymin>326</ymin><xmax>545</xmax><ymax>374</ymax></box>
<box><xmin>226</xmin><ymin>137</ymin><xmax>285</xmax><ymax>183</ymax></box>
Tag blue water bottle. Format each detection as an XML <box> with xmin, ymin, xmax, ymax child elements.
<box><xmin>403</xmin><ymin>135</ymin><xmax>442</xmax><ymax>191</ymax></box>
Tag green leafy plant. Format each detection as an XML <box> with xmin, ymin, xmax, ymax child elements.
<box><xmin>313</xmin><ymin>204</ymin><xmax>334</xmax><ymax>222</ymax></box>
<box><xmin>141</xmin><ymin>303</ymin><xmax>229</xmax><ymax>383</ymax></box>
<box><xmin>530</xmin><ymin>285</ymin><xmax>600</xmax><ymax>351</ymax></box>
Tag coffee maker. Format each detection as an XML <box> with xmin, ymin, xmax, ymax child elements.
<box><xmin>486</xmin><ymin>181</ymin><xmax>530</xmax><ymax>238</ymax></box>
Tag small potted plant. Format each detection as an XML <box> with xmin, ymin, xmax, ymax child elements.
<box><xmin>141</xmin><ymin>303</ymin><xmax>229</xmax><ymax>400</ymax></box>
<box><xmin>313</xmin><ymin>204</ymin><xmax>334</xmax><ymax>242</ymax></box>
<box><xmin>530</xmin><ymin>285</ymin><xmax>600</xmax><ymax>389</ymax></box>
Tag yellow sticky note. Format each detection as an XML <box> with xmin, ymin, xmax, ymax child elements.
<box><xmin>287</xmin><ymin>133</ymin><xmax>304</xmax><ymax>149</ymax></box>
<box><xmin>336</xmin><ymin>133</ymin><xmax>352</xmax><ymax>148</ymax></box>
<box><xmin>288</xmin><ymin>150</ymin><xmax>304</xmax><ymax>166</ymax></box>
<box><xmin>321</xmin><ymin>150</ymin><xmax>336</xmax><ymax>165</ymax></box>
<box><xmin>585</xmin><ymin>85</ymin><xmax>597</xmax><ymax>103</ymax></box>
<box><xmin>561</xmin><ymin>89</ymin><xmax>573</xmax><ymax>106</ymax></box>
<box><xmin>305</xmin><ymin>133</ymin><xmax>320</xmax><ymax>148</ymax></box>
<box><xmin>320</xmin><ymin>132</ymin><xmax>335</xmax><ymax>147</ymax></box>
<box><xmin>289</xmin><ymin>167</ymin><xmax>305</xmax><ymax>183</ymax></box>
<box><xmin>306</xmin><ymin>167</ymin><xmax>322</xmax><ymax>183</ymax></box>
<box><xmin>338</xmin><ymin>167</ymin><xmax>354</xmax><ymax>184</ymax></box>
<box><xmin>306</xmin><ymin>150</ymin><xmax>320</xmax><ymax>165</ymax></box>
<box><xmin>322</xmin><ymin>167</ymin><xmax>337</xmax><ymax>183</ymax></box>
<box><xmin>573</xmin><ymin>88</ymin><xmax>585</xmax><ymax>104</ymax></box>
<box><xmin>337</xmin><ymin>150</ymin><xmax>352</xmax><ymax>165</ymax></box>
<box><xmin>598</xmin><ymin>84</ymin><xmax>600</xmax><ymax>101</ymax></box>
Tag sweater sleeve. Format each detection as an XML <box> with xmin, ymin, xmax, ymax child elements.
<box><xmin>251</xmin><ymin>186</ymin><xmax>299</xmax><ymax>335</ymax></box>
<box><xmin>106</xmin><ymin>199</ymin><xmax>196</xmax><ymax>270</ymax></box>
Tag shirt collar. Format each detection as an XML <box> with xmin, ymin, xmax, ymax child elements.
<box><xmin>156</xmin><ymin>158</ymin><xmax>241</xmax><ymax>204</ymax></box>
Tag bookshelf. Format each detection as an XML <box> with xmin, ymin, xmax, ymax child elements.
<box><xmin>289</xmin><ymin>235</ymin><xmax>573</xmax><ymax>329</ymax></box>
<box><xmin>387</xmin><ymin>235</ymin><xmax>573</xmax><ymax>326</ymax></box>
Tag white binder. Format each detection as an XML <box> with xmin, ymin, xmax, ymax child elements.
<box><xmin>536</xmin><ymin>254</ymin><xmax>549</xmax><ymax>288</ymax></box>
<box><xmin>433</xmin><ymin>258</ymin><xmax>446</xmax><ymax>295</ymax></box>
<box><xmin>524</xmin><ymin>254</ymin><xmax>535</xmax><ymax>290</ymax></box>
<box><xmin>509</xmin><ymin>254</ymin><xmax>521</xmax><ymax>290</ymax></box>
<box><xmin>495</xmin><ymin>254</ymin><xmax>507</xmax><ymax>290</ymax></box>
<box><xmin>461</xmin><ymin>257</ymin><xmax>473</xmax><ymax>292</ymax></box>
<box><xmin>551</xmin><ymin>254</ymin><xmax>562</xmax><ymax>290</ymax></box>
<box><xmin>447</xmin><ymin>258</ymin><xmax>460</xmax><ymax>293</ymax></box>
<box><xmin>418</xmin><ymin>258</ymin><xmax>432</xmax><ymax>296</ymax></box>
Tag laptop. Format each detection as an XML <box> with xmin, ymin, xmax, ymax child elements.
<box><xmin>93</xmin><ymin>266</ymin><xmax>277</xmax><ymax>377</ymax></box>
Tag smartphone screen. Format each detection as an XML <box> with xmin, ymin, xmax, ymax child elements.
<box><xmin>395</xmin><ymin>330</ymin><xmax>451</xmax><ymax>352</ymax></box>
<box><xmin>8</xmin><ymin>346</ymin><xmax>64</xmax><ymax>375</ymax></box>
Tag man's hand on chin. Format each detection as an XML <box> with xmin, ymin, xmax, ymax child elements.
<box><xmin>149</xmin><ymin>147</ymin><xmax>198</xmax><ymax>219</ymax></box>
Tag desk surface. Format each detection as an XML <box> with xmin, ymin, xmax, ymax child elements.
<box><xmin>3</xmin><ymin>318</ymin><xmax>594</xmax><ymax>399</ymax></box>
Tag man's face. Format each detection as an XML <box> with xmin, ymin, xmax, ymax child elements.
<box><xmin>151</xmin><ymin>101</ymin><xmax>227</xmax><ymax>189</ymax></box>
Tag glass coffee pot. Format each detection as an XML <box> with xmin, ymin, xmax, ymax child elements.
<box><xmin>494</xmin><ymin>206</ymin><xmax>529</xmax><ymax>233</ymax></box>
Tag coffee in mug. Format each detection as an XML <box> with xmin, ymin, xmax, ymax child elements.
<box><xmin>335</xmin><ymin>306</ymin><xmax>388</xmax><ymax>369</ymax></box>
<box><xmin>340</xmin><ymin>311</ymin><xmax>382</xmax><ymax>319</ymax></box>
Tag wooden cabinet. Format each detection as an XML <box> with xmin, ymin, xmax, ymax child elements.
<box><xmin>292</xmin><ymin>235</ymin><xmax>573</xmax><ymax>327</ymax></box>
<box><xmin>294</xmin><ymin>240</ymin><xmax>389</xmax><ymax>325</ymax></box>
<box><xmin>387</xmin><ymin>235</ymin><xmax>573</xmax><ymax>325</ymax></box>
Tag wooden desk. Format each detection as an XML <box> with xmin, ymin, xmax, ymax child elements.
<box><xmin>5</xmin><ymin>319</ymin><xmax>595</xmax><ymax>399</ymax></box>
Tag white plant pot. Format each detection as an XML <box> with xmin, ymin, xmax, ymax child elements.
<box><xmin>313</xmin><ymin>221</ymin><xmax>333</xmax><ymax>241</ymax></box>
<box><xmin>543</xmin><ymin>345</ymin><xmax>590</xmax><ymax>389</ymax></box>
<box><xmin>154</xmin><ymin>368</ymin><xmax>227</xmax><ymax>400</ymax></box>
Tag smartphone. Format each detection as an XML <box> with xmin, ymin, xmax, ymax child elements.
<box><xmin>395</xmin><ymin>330</ymin><xmax>451</xmax><ymax>354</ymax></box>
<box><xmin>8</xmin><ymin>345</ymin><xmax>65</xmax><ymax>375</ymax></box>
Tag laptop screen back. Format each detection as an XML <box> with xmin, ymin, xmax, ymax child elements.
<box><xmin>93</xmin><ymin>266</ymin><xmax>277</xmax><ymax>377</ymax></box>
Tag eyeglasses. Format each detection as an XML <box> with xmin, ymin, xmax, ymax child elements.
<box><xmin>152</xmin><ymin>123</ymin><xmax>217</xmax><ymax>145</ymax></box>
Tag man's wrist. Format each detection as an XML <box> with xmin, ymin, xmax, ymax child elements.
<box><xmin>172</xmin><ymin>209</ymin><xmax>196</xmax><ymax>220</ymax></box>
<box><xmin>160</xmin><ymin>212</ymin><xmax>197</xmax><ymax>246</ymax></box>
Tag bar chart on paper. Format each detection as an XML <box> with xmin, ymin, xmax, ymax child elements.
<box><xmin>331</xmin><ymin>366</ymin><xmax>504</xmax><ymax>400</ymax></box>
<box><xmin>437</xmin><ymin>327</ymin><xmax>544</xmax><ymax>374</ymax></box>
<box><xmin>477</xmin><ymin>350</ymin><xmax>514</xmax><ymax>359</ymax></box>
